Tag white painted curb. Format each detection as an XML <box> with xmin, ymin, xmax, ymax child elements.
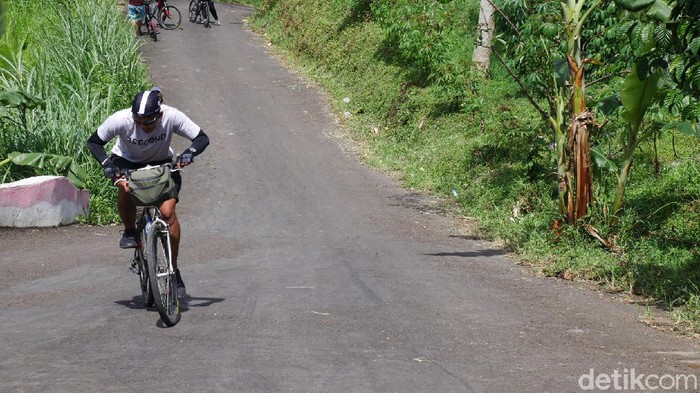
<box><xmin>0</xmin><ymin>176</ymin><xmax>90</xmax><ymax>227</ymax></box>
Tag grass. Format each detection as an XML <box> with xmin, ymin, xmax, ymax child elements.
<box><xmin>0</xmin><ymin>0</ymin><xmax>151</xmax><ymax>223</ymax></box>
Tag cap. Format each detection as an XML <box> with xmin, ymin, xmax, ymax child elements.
<box><xmin>131</xmin><ymin>90</ymin><xmax>162</xmax><ymax>116</ymax></box>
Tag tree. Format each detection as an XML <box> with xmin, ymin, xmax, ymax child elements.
<box><xmin>473</xmin><ymin>0</ymin><xmax>496</xmax><ymax>73</ymax></box>
<box><xmin>495</xmin><ymin>0</ymin><xmax>672</xmax><ymax>227</ymax></box>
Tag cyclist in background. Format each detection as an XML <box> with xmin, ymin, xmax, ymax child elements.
<box><xmin>86</xmin><ymin>88</ymin><xmax>210</xmax><ymax>297</ymax></box>
<box><xmin>127</xmin><ymin>0</ymin><xmax>146</xmax><ymax>37</ymax></box>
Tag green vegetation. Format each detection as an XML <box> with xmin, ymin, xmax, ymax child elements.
<box><xmin>0</xmin><ymin>0</ymin><xmax>150</xmax><ymax>223</ymax></box>
<box><xmin>249</xmin><ymin>0</ymin><xmax>700</xmax><ymax>332</ymax></box>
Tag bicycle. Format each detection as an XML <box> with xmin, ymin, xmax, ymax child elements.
<box><xmin>155</xmin><ymin>0</ymin><xmax>181</xmax><ymax>30</ymax></box>
<box><xmin>188</xmin><ymin>0</ymin><xmax>211</xmax><ymax>28</ymax></box>
<box><xmin>125</xmin><ymin>163</ymin><xmax>181</xmax><ymax>326</ymax></box>
<box><xmin>143</xmin><ymin>0</ymin><xmax>159</xmax><ymax>41</ymax></box>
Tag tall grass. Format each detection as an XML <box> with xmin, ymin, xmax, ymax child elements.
<box><xmin>0</xmin><ymin>0</ymin><xmax>150</xmax><ymax>223</ymax></box>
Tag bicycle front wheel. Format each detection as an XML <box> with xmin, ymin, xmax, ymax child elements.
<box><xmin>147</xmin><ymin>222</ymin><xmax>180</xmax><ymax>326</ymax></box>
<box><xmin>158</xmin><ymin>5</ymin><xmax>181</xmax><ymax>30</ymax></box>
<box><xmin>188</xmin><ymin>0</ymin><xmax>198</xmax><ymax>23</ymax></box>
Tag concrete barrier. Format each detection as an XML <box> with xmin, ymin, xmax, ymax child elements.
<box><xmin>0</xmin><ymin>176</ymin><xmax>89</xmax><ymax>227</ymax></box>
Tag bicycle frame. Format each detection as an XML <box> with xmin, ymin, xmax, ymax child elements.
<box><xmin>146</xmin><ymin>208</ymin><xmax>174</xmax><ymax>278</ymax></box>
<box><xmin>144</xmin><ymin>1</ymin><xmax>159</xmax><ymax>41</ymax></box>
<box><xmin>126</xmin><ymin>163</ymin><xmax>181</xmax><ymax>326</ymax></box>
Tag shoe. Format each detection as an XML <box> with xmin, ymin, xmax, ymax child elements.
<box><xmin>175</xmin><ymin>268</ymin><xmax>186</xmax><ymax>298</ymax></box>
<box><xmin>129</xmin><ymin>258</ymin><xmax>140</xmax><ymax>274</ymax></box>
<box><xmin>213</xmin><ymin>19</ymin><xmax>220</xmax><ymax>26</ymax></box>
<box><xmin>120</xmin><ymin>229</ymin><xmax>138</xmax><ymax>249</ymax></box>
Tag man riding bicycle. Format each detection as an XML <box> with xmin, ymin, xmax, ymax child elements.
<box><xmin>86</xmin><ymin>88</ymin><xmax>210</xmax><ymax>297</ymax></box>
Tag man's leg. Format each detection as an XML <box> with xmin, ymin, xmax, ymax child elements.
<box><xmin>159</xmin><ymin>198</ymin><xmax>179</xmax><ymax>268</ymax></box>
<box><xmin>127</xmin><ymin>5</ymin><xmax>141</xmax><ymax>37</ymax></box>
<box><xmin>159</xmin><ymin>198</ymin><xmax>185</xmax><ymax>297</ymax></box>
<box><xmin>117</xmin><ymin>183</ymin><xmax>138</xmax><ymax>248</ymax></box>
<box><xmin>118</xmin><ymin>186</ymin><xmax>137</xmax><ymax>230</ymax></box>
<box><xmin>208</xmin><ymin>1</ymin><xmax>220</xmax><ymax>23</ymax></box>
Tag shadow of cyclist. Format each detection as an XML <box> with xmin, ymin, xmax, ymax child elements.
<box><xmin>178</xmin><ymin>295</ymin><xmax>225</xmax><ymax>312</ymax></box>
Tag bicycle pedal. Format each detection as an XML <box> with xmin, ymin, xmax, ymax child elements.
<box><xmin>129</xmin><ymin>261</ymin><xmax>140</xmax><ymax>274</ymax></box>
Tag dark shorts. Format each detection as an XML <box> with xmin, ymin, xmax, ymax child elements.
<box><xmin>111</xmin><ymin>155</ymin><xmax>181</xmax><ymax>202</ymax></box>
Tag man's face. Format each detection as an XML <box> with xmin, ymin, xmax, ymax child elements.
<box><xmin>133</xmin><ymin>111</ymin><xmax>162</xmax><ymax>132</ymax></box>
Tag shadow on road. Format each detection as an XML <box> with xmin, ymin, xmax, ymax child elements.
<box><xmin>115</xmin><ymin>297</ymin><xmax>152</xmax><ymax>310</ymax></box>
<box><xmin>114</xmin><ymin>295</ymin><xmax>225</xmax><ymax>313</ymax></box>
<box><xmin>424</xmin><ymin>249</ymin><xmax>506</xmax><ymax>258</ymax></box>
<box><xmin>179</xmin><ymin>295</ymin><xmax>225</xmax><ymax>312</ymax></box>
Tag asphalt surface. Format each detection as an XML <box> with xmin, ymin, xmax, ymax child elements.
<box><xmin>1</xmin><ymin>3</ymin><xmax>700</xmax><ymax>392</ymax></box>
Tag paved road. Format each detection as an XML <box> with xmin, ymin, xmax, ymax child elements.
<box><xmin>2</xmin><ymin>3</ymin><xmax>700</xmax><ymax>392</ymax></box>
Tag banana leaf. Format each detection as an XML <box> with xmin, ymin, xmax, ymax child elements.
<box><xmin>4</xmin><ymin>152</ymin><xmax>88</xmax><ymax>189</ymax></box>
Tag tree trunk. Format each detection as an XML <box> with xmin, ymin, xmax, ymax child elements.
<box><xmin>473</xmin><ymin>0</ymin><xmax>496</xmax><ymax>73</ymax></box>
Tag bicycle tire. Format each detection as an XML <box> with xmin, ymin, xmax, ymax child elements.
<box><xmin>135</xmin><ymin>247</ymin><xmax>155</xmax><ymax>307</ymax></box>
<box><xmin>188</xmin><ymin>0</ymin><xmax>198</xmax><ymax>23</ymax></box>
<box><xmin>147</xmin><ymin>220</ymin><xmax>180</xmax><ymax>326</ymax></box>
<box><xmin>158</xmin><ymin>5</ymin><xmax>181</xmax><ymax>30</ymax></box>
<box><xmin>136</xmin><ymin>217</ymin><xmax>155</xmax><ymax>307</ymax></box>
<box><xmin>202</xmin><ymin>3</ymin><xmax>210</xmax><ymax>28</ymax></box>
<box><xmin>149</xmin><ymin>17</ymin><xmax>158</xmax><ymax>42</ymax></box>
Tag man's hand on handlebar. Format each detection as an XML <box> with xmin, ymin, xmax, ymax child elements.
<box><xmin>176</xmin><ymin>148</ymin><xmax>196</xmax><ymax>168</ymax></box>
<box><xmin>103</xmin><ymin>158</ymin><xmax>120</xmax><ymax>180</ymax></box>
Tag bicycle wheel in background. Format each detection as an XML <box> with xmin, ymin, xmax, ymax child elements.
<box><xmin>148</xmin><ymin>17</ymin><xmax>158</xmax><ymax>42</ymax></box>
<box><xmin>201</xmin><ymin>3</ymin><xmax>210</xmax><ymax>27</ymax></box>
<box><xmin>146</xmin><ymin>222</ymin><xmax>180</xmax><ymax>326</ymax></box>
<box><xmin>158</xmin><ymin>5</ymin><xmax>181</xmax><ymax>30</ymax></box>
<box><xmin>188</xmin><ymin>0</ymin><xmax>198</xmax><ymax>23</ymax></box>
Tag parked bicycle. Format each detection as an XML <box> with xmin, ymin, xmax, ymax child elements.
<box><xmin>125</xmin><ymin>163</ymin><xmax>181</xmax><ymax>326</ymax></box>
<box><xmin>189</xmin><ymin>0</ymin><xmax>211</xmax><ymax>28</ymax></box>
<box><xmin>155</xmin><ymin>0</ymin><xmax>181</xmax><ymax>30</ymax></box>
<box><xmin>143</xmin><ymin>0</ymin><xmax>159</xmax><ymax>41</ymax></box>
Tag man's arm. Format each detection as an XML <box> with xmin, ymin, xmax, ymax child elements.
<box><xmin>188</xmin><ymin>130</ymin><xmax>210</xmax><ymax>156</ymax></box>
<box><xmin>176</xmin><ymin>130</ymin><xmax>210</xmax><ymax>167</ymax></box>
<box><xmin>86</xmin><ymin>131</ymin><xmax>110</xmax><ymax>165</ymax></box>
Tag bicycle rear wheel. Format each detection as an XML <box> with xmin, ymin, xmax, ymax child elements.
<box><xmin>158</xmin><ymin>5</ymin><xmax>181</xmax><ymax>30</ymax></box>
<box><xmin>202</xmin><ymin>4</ymin><xmax>210</xmax><ymax>27</ymax></box>
<box><xmin>148</xmin><ymin>17</ymin><xmax>158</xmax><ymax>42</ymax></box>
<box><xmin>147</xmin><ymin>221</ymin><xmax>180</xmax><ymax>326</ymax></box>
<box><xmin>188</xmin><ymin>0</ymin><xmax>198</xmax><ymax>23</ymax></box>
<box><xmin>134</xmin><ymin>247</ymin><xmax>154</xmax><ymax>307</ymax></box>
<box><xmin>136</xmin><ymin>218</ymin><xmax>155</xmax><ymax>307</ymax></box>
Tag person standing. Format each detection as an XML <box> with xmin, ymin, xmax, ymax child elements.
<box><xmin>206</xmin><ymin>0</ymin><xmax>221</xmax><ymax>25</ymax></box>
<box><xmin>128</xmin><ymin>0</ymin><xmax>146</xmax><ymax>37</ymax></box>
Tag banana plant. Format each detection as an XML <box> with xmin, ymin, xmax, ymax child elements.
<box><xmin>558</xmin><ymin>0</ymin><xmax>669</xmax><ymax>223</ymax></box>
<box><xmin>555</xmin><ymin>0</ymin><xmax>605</xmax><ymax>222</ymax></box>
<box><xmin>0</xmin><ymin>152</ymin><xmax>88</xmax><ymax>189</ymax></box>
<box><xmin>605</xmin><ymin>0</ymin><xmax>670</xmax><ymax>225</ymax></box>
<box><xmin>609</xmin><ymin>66</ymin><xmax>661</xmax><ymax>225</ymax></box>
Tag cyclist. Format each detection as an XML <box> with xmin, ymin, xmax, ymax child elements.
<box><xmin>127</xmin><ymin>0</ymin><xmax>146</xmax><ymax>37</ymax></box>
<box><xmin>86</xmin><ymin>87</ymin><xmax>210</xmax><ymax>297</ymax></box>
